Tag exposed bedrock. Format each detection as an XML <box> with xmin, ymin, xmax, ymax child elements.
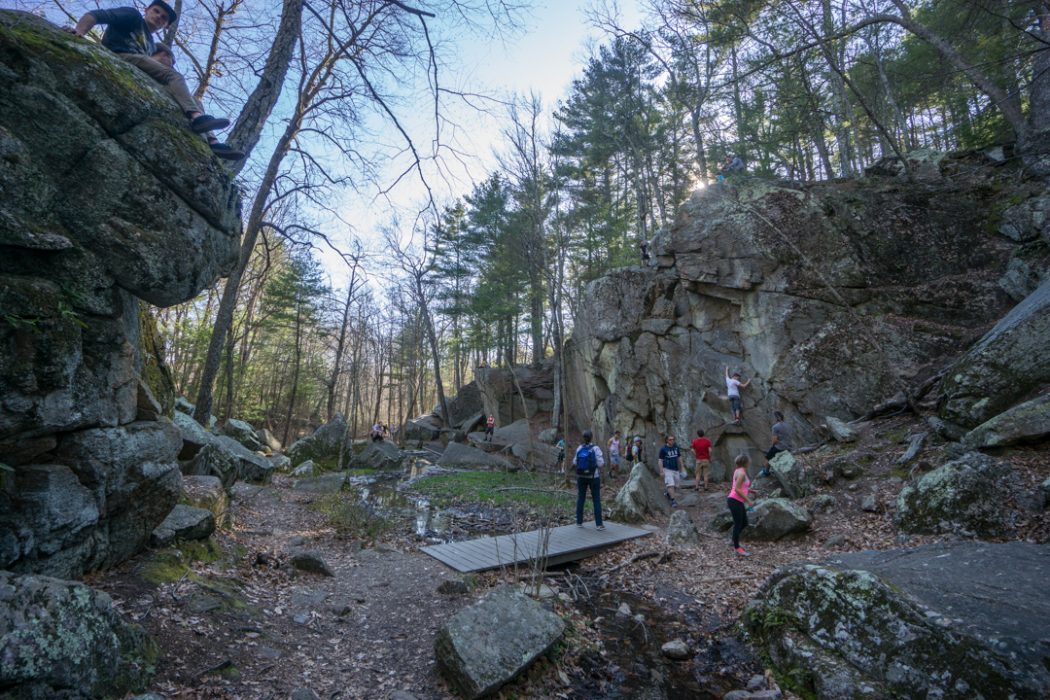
<box><xmin>0</xmin><ymin>11</ymin><xmax>241</xmax><ymax>578</ymax></box>
<box><xmin>567</xmin><ymin>154</ymin><xmax>1046</xmax><ymax>478</ymax></box>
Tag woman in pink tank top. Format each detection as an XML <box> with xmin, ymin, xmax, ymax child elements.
<box><xmin>727</xmin><ymin>453</ymin><xmax>756</xmax><ymax>556</ymax></box>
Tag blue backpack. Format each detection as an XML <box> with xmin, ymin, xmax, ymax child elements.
<box><xmin>576</xmin><ymin>444</ymin><xmax>597</xmax><ymax>477</ymax></box>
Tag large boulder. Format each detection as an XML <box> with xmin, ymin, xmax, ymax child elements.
<box><xmin>744</xmin><ymin>542</ymin><xmax>1050</xmax><ymax>699</ymax></box>
<box><xmin>350</xmin><ymin>440</ymin><xmax>404</xmax><ymax>471</ymax></box>
<box><xmin>0</xmin><ymin>571</ymin><xmax>157</xmax><ymax>697</ymax></box>
<box><xmin>285</xmin><ymin>414</ymin><xmax>350</xmax><ymax>468</ymax></box>
<box><xmin>222</xmin><ymin>418</ymin><xmax>263</xmax><ymax>452</ymax></box>
<box><xmin>211</xmin><ymin>435</ymin><xmax>274</xmax><ymax>484</ymax></box>
<box><xmin>667</xmin><ymin>510</ymin><xmax>700</xmax><ymax>546</ymax></box>
<box><xmin>746</xmin><ymin>498</ymin><xmax>812</xmax><ymax>541</ymax></box>
<box><xmin>608</xmin><ymin>462</ymin><xmax>670</xmax><ymax>523</ymax></box>
<box><xmin>1</xmin><ymin>420</ymin><xmax>183</xmax><ymax>579</ymax></box>
<box><xmin>437</xmin><ymin>381</ymin><xmax>485</xmax><ymax>429</ymax></box>
<box><xmin>438</xmin><ymin>442</ymin><xmax>513</xmax><ymax>470</ymax></box>
<box><xmin>149</xmin><ymin>504</ymin><xmax>215</xmax><ymax>547</ymax></box>
<box><xmin>435</xmin><ymin>585</ymin><xmax>565</xmax><ymax>699</ymax></box>
<box><xmin>962</xmin><ymin>392</ymin><xmax>1050</xmax><ymax>449</ymax></box>
<box><xmin>895</xmin><ymin>452</ymin><xmax>1015</xmax><ymax>536</ymax></box>
<box><xmin>173</xmin><ymin>410</ymin><xmax>213</xmax><ymax>460</ymax></box>
<box><xmin>824</xmin><ymin>416</ymin><xmax>858</xmax><ymax>443</ymax></box>
<box><xmin>769</xmin><ymin>451</ymin><xmax>809</xmax><ymax>499</ymax></box>
<box><xmin>474</xmin><ymin>365</ymin><xmax>554</xmax><ymax>426</ymax></box>
<box><xmin>182</xmin><ymin>442</ymin><xmax>240</xmax><ymax>490</ymax></box>
<box><xmin>257</xmin><ymin>428</ymin><xmax>283</xmax><ymax>452</ymax></box>
<box><xmin>404</xmin><ymin>415</ymin><xmax>442</xmax><ymax>442</ymax></box>
<box><xmin>940</xmin><ymin>276</ymin><xmax>1050</xmax><ymax>428</ymax></box>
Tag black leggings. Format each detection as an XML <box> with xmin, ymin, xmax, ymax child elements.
<box><xmin>727</xmin><ymin>498</ymin><xmax>749</xmax><ymax>548</ymax></box>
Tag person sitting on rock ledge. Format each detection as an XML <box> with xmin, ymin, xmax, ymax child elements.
<box><xmin>68</xmin><ymin>2</ymin><xmax>244</xmax><ymax>161</ymax></box>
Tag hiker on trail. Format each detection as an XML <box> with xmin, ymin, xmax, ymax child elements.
<box><xmin>573</xmin><ymin>430</ymin><xmax>605</xmax><ymax>530</ymax></box>
<box><xmin>759</xmin><ymin>411</ymin><xmax>794</xmax><ymax>477</ymax></box>
<box><xmin>691</xmin><ymin>429</ymin><xmax>712</xmax><ymax>491</ymax></box>
<box><xmin>659</xmin><ymin>435</ymin><xmax>684</xmax><ymax>507</ymax></box>
<box><xmin>370</xmin><ymin>422</ymin><xmax>383</xmax><ymax>442</ymax></box>
<box><xmin>727</xmin><ymin>453</ymin><xmax>756</xmax><ymax>557</ymax></box>
<box><xmin>555</xmin><ymin>436</ymin><xmax>566</xmax><ymax>471</ymax></box>
<box><xmin>725</xmin><ymin>366</ymin><xmax>751</xmax><ymax>424</ymax></box>
<box><xmin>484</xmin><ymin>414</ymin><xmax>495</xmax><ymax>442</ymax></box>
<box><xmin>607</xmin><ymin>430</ymin><xmax>623</xmax><ymax>480</ymax></box>
<box><xmin>69</xmin><ymin>2</ymin><xmax>244</xmax><ymax>160</ymax></box>
<box><xmin>640</xmin><ymin>241</ymin><xmax>651</xmax><ymax>265</ymax></box>
<box><xmin>716</xmin><ymin>154</ymin><xmax>745</xmax><ymax>182</ymax></box>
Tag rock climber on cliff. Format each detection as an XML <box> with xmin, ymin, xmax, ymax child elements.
<box><xmin>68</xmin><ymin>2</ymin><xmax>244</xmax><ymax>161</ymax></box>
<box><xmin>725</xmin><ymin>366</ymin><xmax>750</xmax><ymax>424</ymax></box>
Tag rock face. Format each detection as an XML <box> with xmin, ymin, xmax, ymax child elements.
<box><xmin>744</xmin><ymin>542</ymin><xmax>1050</xmax><ymax>699</ymax></box>
<box><xmin>475</xmin><ymin>365</ymin><xmax>555</xmax><ymax>426</ymax></box>
<box><xmin>0</xmin><ymin>570</ymin><xmax>158</xmax><ymax>697</ymax></box>
<box><xmin>962</xmin><ymin>392</ymin><xmax>1050</xmax><ymax>448</ymax></box>
<box><xmin>895</xmin><ymin>452</ymin><xmax>1016</xmax><ymax>536</ymax></box>
<box><xmin>435</xmin><ymin>586</ymin><xmax>565</xmax><ymax>699</ymax></box>
<box><xmin>0</xmin><ymin>12</ymin><xmax>240</xmax><ymax>578</ymax></box>
<box><xmin>609</xmin><ymin>462</ymin><xmax>670</xmax><ymax>522</ymax></box>
<box><xmin>940</xmin><ymin>276</ymin><xmax>1050</xmax><ymax>428</ymax></box>
<box><xmin>436</xmin><ymin>380</ymin><xmax>485</xmax><ymax>429</ymax></box>
<box><xmin>565</xmin><ymin>155</ymin><xmax>1030</xmax><ymax>478</ymax></box>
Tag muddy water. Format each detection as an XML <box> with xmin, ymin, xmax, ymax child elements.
<box><xmin>572</xmin><ymin>587</ymin><xmax>757</xmax><ymax>699</ymax></box>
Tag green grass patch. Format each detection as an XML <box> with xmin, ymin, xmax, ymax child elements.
<box><xmin>309</xmin><ymin>489</ymin><xmax>393</xmax><ymax>541</ymax></box>
<box><xmin>140</xmin><ymin>539</ymin><xmax>222</xmax><ymax>584</ymax></box>
<box><xmin>412</xmin><ymin>471</ymin><xmax>573</xmax><ymax>509</ymax></box>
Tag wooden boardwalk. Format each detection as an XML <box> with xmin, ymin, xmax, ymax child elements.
<box><xmin>420</xmin><ymin>522</ymin><xmax>652</xmax><ymax>573</ymax></box>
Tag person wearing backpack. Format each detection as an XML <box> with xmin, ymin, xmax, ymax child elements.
<box><xmin>573</xmin><ymin>430</ymin><xmax>605</xmax><ymax>530</ymax></box>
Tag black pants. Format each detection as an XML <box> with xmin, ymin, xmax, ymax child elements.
<box><xmin>727</xmin><ymin>497</ymin><xmax>748</xmax><ymax>548</ymax></box>
<box><xmin>765</xmin><ymin>444</ymin><xmax>786</xmax><ymax>461</ymax></box>
<box><xmin>576</xmin><ymin>475</ymin><xmax>603</xmax><ymax>526</ymax></box>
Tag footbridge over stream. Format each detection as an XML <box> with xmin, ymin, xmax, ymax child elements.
<box><xmin>421</xmin><ymin>522</ymin><xmax>653</xmax><ymax>573</ymax></box>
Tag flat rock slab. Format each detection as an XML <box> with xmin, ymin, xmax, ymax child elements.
<box><xmin>150</xmin><ymin>504</ymin><xmax>215</xmax><ymax>547</ymax></box>
<box><xmin>745</xmin><ymin>541</ymin><xmax>1050</xmax><ymax>699</ymax></box>
<box><xmin>435</xmin><ymin>585</ymin><xmax>564</xmax><ymax>699</ymax></box>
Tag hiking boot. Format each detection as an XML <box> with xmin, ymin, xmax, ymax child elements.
<box><xmin>596</xmin><ymin>525</ymin><xmax>606</xmax><ymax>531</ymax></box>
<box><xmin>210</xmin><ymin>142</ymin><xmax>245</xmax><ymax>160</ymax></box>
<box><xmin>191</xmin><ymin>114</ymin><xmax>231</xmax><ymax>133</ymax></box>
<box><xmin>758</xmin><ymin>469</ymin><xmax>771</xmax><ymax>477</ymax></box>
<box><xmin>735</xmin><ymin>547</ymin><xmax>750</xmax><ymax>557</ymax></box>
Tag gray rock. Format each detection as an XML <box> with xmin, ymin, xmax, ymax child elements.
<box><xmin>290</xmin><ymin>550</ymin><xmax>334</xmax><ymax>577</ymax></box>
<box><xmin>744</xmin><ymin>542</ymin><xmax>1050</xmax><ymax>699</ymax></box>
<box><xmin>747</xmin><ymin>499</ymin><xmax>812</xmax><ymax>541</ymax></box>
<box><xmin>895</xmin><ymin>432</ymin><xmax>927</xmax><ymax>465</ymax></box>
<box><xmin>538</xmin><ymin>428</ymin><xmax>558</xmax><ymax>444</ymax></box>
<box><xmin>183</xmin><ymin>441</ymin><xmax>240</xmax><ymax>490</ymax></box>
<box><xmin>181</xmin><ymin>475</ymin><xmax>228</xmax><ymax>524</ymax></box>
<box><xmin>291</xmin><ymin>690</ymin><xmax>319</xmax><ymax>700</ymax></box>
<box><xmin>747</xmin><ymin>674</ymin><xmax>767</xmax><ymax>691</ymax></box>
<box><xmin>723</xmin><ymin>691</ymin><xmax>782</xmax><ymax>700</ymax></box>
<box><xmin>286</xmin><ymin>414</ymin><xmax>351</xmax><ymax>467</ymax></box>
<box><xmin>895</xmin><ymin>452</ymin><xmax>1016</xmax><ymax>536</ymax></box>
<box><xmin>940</xmin><ymin>276</ymin><xmax>1050</xmax><ymax>428</ymax></box>
<box><xmin>963</xmin><ymin>393</ymin><xmax>1050</xmax><ymax>448</ymax></box>
<box><xmin>175</xmin><ymin>397</ymin><xmax>195</xmax><ymax>415</ymax></box>
<box><xmin>825</xmin><ymin>452</ymin><xmax>869</xmax><ymax>480</ymax></box>
<box><xmin>810</xmin><ymin>494</ymin><xmax>836</xmax><ymax>513</ymax></box>
<box><xmin>822</xmin><ymin>534</ymin><xmax>846</xmax><ymax>549</ymax></box>
<box><xmin>1042</xmin><ymin>477</ymin><xmax>1050</xmax><ymax>510</ymax></box>
<box><xmin>222</xmin><ymin>418</ymin><xmax>263</xmax><ymax>452</ymax></box>
<box><xmin>861</xmin><ymin>494</ymin><xmax>878</xmax><ymax>512</ymax></box>
<box><xmin>660</xmin><ymin>638</ymin><xmax>691</xmax><ymax>660</ymax></box>
<box><xmin>769</xmin><ymin>451</ymin><xmax>810</xmax><ymax>499</ymax></box>
<box><xmin>509</xmin><ymin>440</ymin><xmax>560</xmax><ymax>466</ymax></box>
<box><xmin>150</xmin><ymin>505</ymin><xmax>215</xmax><ymax>547</ymax></box>
<box><xmin>291</xmin><ymin>460</ymin><xmax>315</xmax><ymax>477</ymax></box>
<box><xmin>389</xmin><ymin>692</ymin><xmax>420</xmax><ymax>700</ymax></box>
<box><xmin>609</xmin><ymin>462</ymin><xmax>670</xmax><ymax>522</ymax></box>
<box><xmin>0</xmin><ymin>570</ymin><xmax>157</xmax><ymax>697</ymax></box>
<box><xmin>173</xmin><ymin>410</ymin><xmax>214</xmax><ymax>460</ymax></box>
<box><xmin>438</xmin><ymin>441</ymin><xmax>513</xmax><ymax>470</ymax></box>
<box><xmin>435</xmin><ymin>586</ymin><xmax>565</xmax><ymax>699</ymax></box>
<box><xmin>210</xmin><ymin>435</ymin><xmax>274</xmax><ymax>483</ymax></box>
<box><xmin>351</xmin><ymin>440</ymin><xmax>404</xmax><ymax>471</ymax></box>
<box><xmin>436</xmin><ymin>381</ymin><xmax>485</xmax><ymax>429</ymax></box>
<box><xmin>404</xmin><ymin>415</ymin><xmax>442</xmax><ymax>442</ymax></box>
<box><xmin>825</xmin><ymin>416</ymin><xmax>858</xmax><ymax>442</ymax></box>
<box><xmin>270</xmin><ymin>454</ymin><xmax>292</xmax><ymax>472</ymax></box>
<box><xmin>257</xmin><ymin>428</ymin><xmax>283</xmax><ymax>452</ymax></box>
<box><xmin>667</xmin><ymin>510</ymin><xmax>700</xmax><ymax>546</ymax></box>
<box><xmin>709</xmin><ymin>510</ymin><xmax>733</xmax><ymax>532</ymax></box>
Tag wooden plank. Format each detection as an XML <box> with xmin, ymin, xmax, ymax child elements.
<box><xmin>421</xmin><ymin>521</ymin><xmax>652</xmax><ymax>573</ymax></box>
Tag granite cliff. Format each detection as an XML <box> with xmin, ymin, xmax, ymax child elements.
<box><xmin>566</xmin><ymin>150</ymin><xmax>1049</xmax><ymax>477</ymax></box>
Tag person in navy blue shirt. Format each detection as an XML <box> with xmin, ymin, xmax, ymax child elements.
<box><xmin>69</xmin><ymin>3</ymin><xmax>242</xmax><ymax>160</ymax></box>
<box><xmin>659</xmin><ymin>435</ymin><xmax>684</xmax><ymax>507</ymax></box>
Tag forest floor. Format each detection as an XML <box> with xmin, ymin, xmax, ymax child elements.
<box><xmin>89</xmin><ymin>413</ymin><xmax>1050</xmax><ymax>700</ymax></box>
